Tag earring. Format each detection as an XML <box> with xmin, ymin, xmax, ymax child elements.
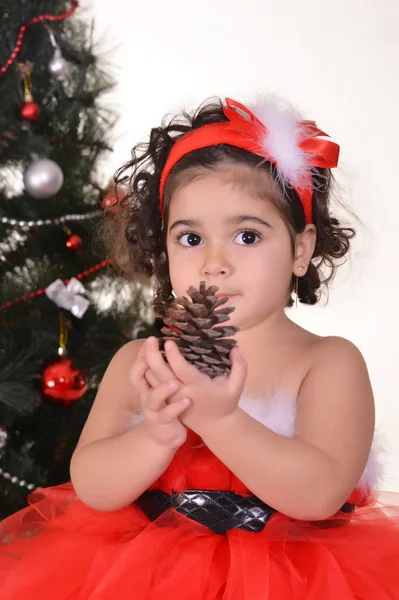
<box><xmin>295</xmin><ymin>265</ymin><xmax>305</xmax><ymax>308</ymax></box>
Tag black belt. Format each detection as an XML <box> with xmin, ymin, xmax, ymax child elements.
<box><xmin>135</xmin><ymin>489</ymin><xmax>357</xmax><ymax>535</ymax></box>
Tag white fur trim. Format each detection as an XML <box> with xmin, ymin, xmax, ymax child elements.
<box><xmin>358</xmin><ymin>431</ymin><xmax>386</xmax><ymax>493</ymax></box>
<box><xmin>238</xmin><ymin>388</ymin><xmax>297</xmax><ymax>437</ymax></box>
<box><xmin>239</xmin><ymin>391</ymin><xmax>384</xmax><ymax>493</ymax></box>
<box><xmin>130</xmin><ymin>390</ymin><xmax>383</xmax><ymax>492</ymax></box>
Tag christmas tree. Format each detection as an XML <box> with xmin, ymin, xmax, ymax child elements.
<box><xmin>0</xmin><ymin>1</ymin><xmax>155</xmax><ymax>518</ymax></box>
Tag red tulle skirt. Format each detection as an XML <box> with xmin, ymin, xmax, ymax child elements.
<box><xmin>1</xmin><ymin>483</ymin><xmax>399</xmax><ymax>599</ymax></box>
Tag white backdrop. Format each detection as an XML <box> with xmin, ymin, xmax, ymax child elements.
<box><xmin>81</xmin><ymin>0</ymin><xmax>399</xmax><ymax>490</ymax></box>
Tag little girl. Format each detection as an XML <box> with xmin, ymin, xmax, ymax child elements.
<box><xmin>1</xmin><ymin>94</ymin><xmax>399</xmax><ymax>599</ymax></box>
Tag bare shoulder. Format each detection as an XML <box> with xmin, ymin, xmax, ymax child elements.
<box><xmin>308</xmin><ymin>335</ymin><xmax>368</xmax><ymax>369</ymax></box>
<box><xmin>109</xmin><ymin>337</ymin><xmax>147</xmax><ymax>368</ymax></box>
<box><xmin>97</xmin><ymin>337</ymin><xmax>147</xmax><ymax>402</ymax></box>
<box><xmin>73</xmin><ymin>338</ymin><xmax>146</xmax><ymax>453</ymax></box>
<box><xmin>93</xmin><ymin>337</ymin><xmax>147</xmax><ymax>408</ymax></box>
<box><xmin>302</xmin><ymin>334</ymin><xmax>373</xmax><ymax>404</ymax></box>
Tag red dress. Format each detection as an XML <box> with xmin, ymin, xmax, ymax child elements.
<box><xmin>1</xmin><ymin>393</ymin><xmax>399</xmax><ymax>599</ymax></box>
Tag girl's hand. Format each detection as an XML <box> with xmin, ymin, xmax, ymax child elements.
<box><xmin>144</xmin><ymin>337</ymin><xmax>247</xmax><ymax>438</ymax></box>
<box><xmin>136</xmin><ymin>338</ymin><xmax>175</xmax><ymax>389</ymax></box>
<box><xmin>131</xmin><ymin>341</ymin><xmax>189</xmax><ymax>449</ymax></box>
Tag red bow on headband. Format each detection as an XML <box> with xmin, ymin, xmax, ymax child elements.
<box><xmin>159</xmin><ymin>98</ymin><xmax>340</xmax><ymax>223</ymax></box>
<box><xmin>223</xmin><ymin>98</ymin><xmax>340</xmax><ymax>172</ymax></box>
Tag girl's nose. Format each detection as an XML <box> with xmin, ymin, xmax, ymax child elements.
<box><xmin>200</xmin><ymin>245</ymin><xmax>233</xmax><ymax>278</ymax></box>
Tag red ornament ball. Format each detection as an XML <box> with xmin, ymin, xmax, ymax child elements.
<box><xmin>40</xmin><ymin>357</ymin><xmax>88</xmax><ymax>405</ymax></box>
<box><xmin>101</xmin><ymin>192</ymin><xmax>119</xmax><ymax>212</ymax></box>
<box><xmin>20</xmin><ymin>101</ymin><xmax>40</xmax><ymax>121</ymax></box>
<box><xmin>101</xmin><ymin>192</ymin><xmax>118</xmax><ymax>209</ymax></box>
<box><xmin>66</xmin><ymin>234</ymin><xmax>83</xmax><ymax>251</ymax></box>
<box><xmin>100</xmin><ymin>183</ymin><xmax>125</xmax><ymax>213</ymax></box>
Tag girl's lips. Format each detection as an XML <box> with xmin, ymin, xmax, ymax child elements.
<box><xmin>215</xmin><ymin>293</ymin><xmax>237</xmax><ymax>298</ymax></box>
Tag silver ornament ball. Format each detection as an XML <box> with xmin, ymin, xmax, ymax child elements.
<box><xmin>0</xmin><ymin>428</ymin><xmax>7</xmax><ymax>449</ymax></box>
<box><xmin>49</xmin><ymin>48</ymin><xmax>69</xmax><ymax>76</ymax></box>
<box><xmin>24</xmin><ymin>159</ymin><xmax>64</xmax><ymax>199</ymax></box>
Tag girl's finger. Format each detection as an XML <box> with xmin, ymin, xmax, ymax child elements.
<box><xmin>137</xmin><ymin>339</ymin><xmax>148</xmax><ymax>359</ymax></box>
<box><xmin>131</xmin><ymin>356</ymin><xmax>151</xmax><ymax>396</ymax></box>
<box><xmin>227</xmin><ymin>346</ymin><xmax>247</xmax><ymax>396</ymax></box>
<box><xmin>146</xmin><ymin>378</ymin><xmax>179</xmax><ymax>412</ymax></box>
<box><xmin>159</xmin><ymin>398</ymin><xmax>191</xmax><ymax>423</ymax></box>
<box><xmin>146</xmin><ymin>336</ymin><xmax>177</xmax><ymax>384</ymax></box>
<box><xmin>164</xmin><ymin>340</ymin><xmax>200</xmax><ymax>385</ymax></box>
<box><xmin>145</xmin><ymin>367</ymin><xmax>161</xmax><ymax>388</ymax></box>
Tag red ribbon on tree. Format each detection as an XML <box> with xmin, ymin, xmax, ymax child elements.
<box><xmin>0</xmin><ymin>257</ymin><xmax>115</xmax><ymax>312</ymax></box>
<box><xmin>0</xmin><ymin>1</ymin><xmax>79</xmax><ymax>79</ymax></box>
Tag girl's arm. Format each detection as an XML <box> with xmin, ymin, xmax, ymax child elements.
<box><xmin>70</xmin><ymin>340</ymin><xmax>176</xmax><ymax>511</ymax></box>
<box><xmin>201</xmin><ymin>336</ymin><xmax>375</xmax><ymax>521</ymax></box>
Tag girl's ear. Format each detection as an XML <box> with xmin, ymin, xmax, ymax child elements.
<box><xmin>293</xmin><ymin>224</ymin><xmax>316</xmax><ymax>275</ymax></box>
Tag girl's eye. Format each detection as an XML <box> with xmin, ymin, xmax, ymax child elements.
<box><xmin>174</xmin><ymin>229</ymin><xmax>262</xmax><ymax>248</ymax></box>
<box><xmin>234</xmin><ymin>230</ymin><xmax>262</xmax><ymax>245</ymax></box>
<box><xmin>177</xmin><ymin>232</ymin><xmax>203</xmax><ymax>247</ymax></box>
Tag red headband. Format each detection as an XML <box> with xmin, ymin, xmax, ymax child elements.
<box><xmin>159</xmin><ymin>98</ymin><xmax>340</xmax><ymax>223</ymax></box>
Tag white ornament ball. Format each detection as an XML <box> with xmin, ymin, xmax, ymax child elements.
<box><xmin>49</xmin><ymin>48</ymin><xmax>69</xmax><ymax>76</ymax></box>
<box><xmin>23</xmin><ymin>159</ymin><xmax>64</xmax><ymax>199</ymax></box>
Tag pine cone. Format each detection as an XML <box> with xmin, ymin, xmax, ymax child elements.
<box><xmin>160</xmin><ymin>281</ymin><xmax>240</xmax><ymax>378</ymax></box>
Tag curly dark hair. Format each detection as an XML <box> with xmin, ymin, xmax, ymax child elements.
<box><xmin>99</xmin><ymin>97</ymin><xmax>355</xmax><ymax>317</ymax></box>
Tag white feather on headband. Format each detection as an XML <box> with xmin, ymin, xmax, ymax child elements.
<box><xmin>232</xmin><ymin>94</ymin><xmax>324</xmax><ymax>192</ymax></box>
<box><xmin>250</xmin><ymin>95</ymin><xmax>311</xmax><ymax>188</ymax></box>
